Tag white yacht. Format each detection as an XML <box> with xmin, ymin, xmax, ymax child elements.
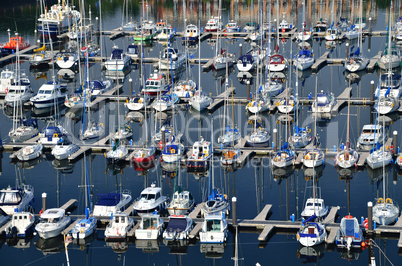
<box><xmin>189</xmin><ymin>91</ymin><xmax>213</xmax><ymax>111</ymax></box>
<box><xmin>297</xmin><ymin>218</ymin><xmax>327</xmax><ymax>247</ymax></box>
<box><xmin>4</xmin><ymin>77</ymin><xmax>34</xmax><ymax>106</ymax></box>
<box><xmin>0</xmin><ymin>68</ymin><xmax>16</xmax><ymax>93</ymax></box>
<box><xmin>133</xmin><ymin>184</ymin><xmax>169</xmax><ymax>214</ymax></box>
<box><xmin>311</xmin><ymin>91</ymin><xmax>336</xmax><ymax>113</ymax></box>
<box><xmin>81</xmin><ymin>121</ymin><xmax>105</xmax><ymax>140</ymax></box>
<box><xmin>357</xmin><ymin>124</ymin><xmax>386</xmax><ymax>150</ymax></box>
<box><xmin>55</xmin><ymin>52</ymin><xmax>79</xmax><ymax>69</ymax></box>
<box><xmin>0</xmin><ymin>185</ymin><xmax>34</xmax><ymax>215</ymax></box>
<box><xmin>218</xmin><ymin>127</ymin><xmax>241</xmax><ymax>147</ymax></box>
<box><xmin>163</xmin><ymin>215</ymin><xmax>193</xmax><ymax>240</ymax></box>
<box><xmin>35</xmin><ymin>208</ymin><xmax>71</xmax><ymax>239</ymax></box>
<box><xmin>105</xmin><ymin>46</ymin><xmax>131</xmax><ymax>71</ymax></box>
<box><xmin>182</xmin><ymin>24</ymin><xmax>199</xmax><ymax>42</ymax></box>
<box><xmin>186</xmin><ymin>138</ymin><xmax>212</xmax><ymax>171</ymax></box>
<box><xmin>71</xmin><ymin>215</ymin><xmax>97</xmax><ymax>239</ymax></box>
<box><xmin>366</xmin><ymin>149</ymin><xmax>393</xmax><ymax>169</ymax></box>
<box><xmin>159</xmin><ymin>47</ymin><xmax>186</xmax><ymax>71</ymax></box>
<box><xmin>106</xmin><ymin>143</ymin><xmax>129</xmax><ymax>163</ymax></box>
<box><xmin>199</xmin><ymin>213</ymin><xmax>228</xmax><ymax>243</ymax></box>
<box><xmin>125</xmin><ymin>93</ymin><xmax>150</xmax><ymax>111</ymax></box>
<box><xmin>104</xmin><ymin>212</ymin><xmax>134</xmax><ymax>240</ymax></box>
<box><xmin>30</xmin><ymin>81</ymin><xmax>67</xmax><ymax>108</ymax></box>
<box><xmin>302</xmin><ymin>148</ymin><xmax>325</xmax><ymax>168</ymax></box>
<box><xmin>290</xmin><ymin>126</ymin><xmax>312</xmax><ymax>148</ymax></box>
<box><xmin>135</xmin><ymin>212</ymin><xmax>164</xmax><ymax>240</ymax></box>
<box><xmin>5</xmin><ymin>211</ymin><xmax>35</xmax><ymax>238</ymax></box>
<box><xmin>38</xmin><ymin>125</ymin><xmax>67</xmax><ymax>145</ymax></box>
<box><xmin>93</xmin><ymin>191</ymin><xmax>132</xmax><ymax>218</ymax></box>
<box><xmin>9</xmin><ymin>119</ymin><xmax>38</xmax><ymax>143</ymax></box>
<box><xmin>51</xmin><ymin>140</ymin><xmax>79</xmax><ymax>160</ymax></box>
<box><xmin>161</xmin><ymin>138</ymin><xmax>185</xmax><ymax>163</ymax></box>
<box><xmin>301</xmin><ymin>198</ymin><xmax>329</xmax><ymax>219</ymax></box>
<box><xmin>373</xmin><ymin>198</ymin><xmax>399</xmax><ymax>225</ymax></box>
<box><xmin>174</xmin><ymin>79</ymin><xmax>197</xmax><ymax>99</ymax></box>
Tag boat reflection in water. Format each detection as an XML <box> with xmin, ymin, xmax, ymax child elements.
<box><xmin>52</xmin><ymin>159</ymin><xmax>75</xmax><ymax>174</ymax></box>
<box><xmin>6</xmin><ymin>233</ymin><xmax>34</xmax><ymax>250</ymax></box>
<box><xmin>72</xmin><ymin>231</ymin><xmax>97</xmax><ymax>247</ymax></box>
<box><xmin>338</xmin><ymin>248</ymin><xmax>362</xmax><ymax>261</ymax></box>
<box><xmin>303</xmin><ymin>164</ymin><xmax>325</xmax><ymax>181</ymax></box>
<box><xmin>163</xmin><ymin>239</ymin><xmax>190</xmax><ymax>255</ymax></box>
<box><xmin>200</xmin><ymin>243</ymin><xmax>226</xmax><ymax>259</ymax></box>
<box><xmin>35</xmin><ymin>235</ymin><xmax>64</xmax><ymax>255</ymax></box>
<box><xmin>296</xmin><ymin>243</ymin><xmax>326</xmax><ymax>263</ymax></box>
<box><xmin>17</xmin><ymin>156</ymin><xmax>42</xmax><ymax>170</ymax></box>
<box><xmin>106</xmin><ymin>240</ymin><xmax>129</xmax><ymax>262</ymax></box>
<box><xmin>366</xmin><ymin>164</ymin><xmax>391</xmax><ymax>184</ymax></box>
<box><xmin>273</xmin><ymin>165</ymin><xmax>295</xmax><ymax>184</ymax></box>
<box><xmin>135</xmin><ymin>239</ymin><xmax>161</xmax><ymax>254</ymax></box>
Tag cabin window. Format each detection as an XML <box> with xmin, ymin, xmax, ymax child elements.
<box><xmin>174</xmin><ymin>194</ymin><xmax>178</xmax><ymax>199</ymax></box>
<box><xmin>143</xmin><ymin>218</ymin><xmax>158</xmax><ymax>229</ymax></box>
<box><xmin>155</xmin><ymin>192</ymin><xmax>160</xmax><ymax>199</ymax></box>
<box><xmin>115</xmin><ymin>217</ymin><xmax>119</xmax><ymax>223</ymax></box>
<box><xmin>207</xmin><ymin>220</ymin><xmax>221</xmax><ymax>232</ymax></box>
<box><xmin>0</xmin><ymin>192</ymin><xmax>21</xmax><ymax>204</ymax></box>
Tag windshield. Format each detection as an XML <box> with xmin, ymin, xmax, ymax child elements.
<box><xmin>143</xmin><ymin>217</ymin><xmax>158</xmax><ymax>229</ymax></box>
<box><xmin>0</xmin><ymin>191</ymin><xmax>21</xmax><ymax>204</ymax></box>
<box><xmin>140</xmin><ymin>193</ymin><xmax>155</xmax><ymax>200</ymax></box>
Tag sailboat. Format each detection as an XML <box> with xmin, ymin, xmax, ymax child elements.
<box><xmin>189</xmin><ymin>20</ymin><xmax>213</xmax><ymax>111</ymax></box>
<box><xmin>378</xmin><ymin>3</ymin><xmax>400</xmax><ymax>70</ymax></box>
<box><xmin>296</xmin><ymin>2</ymin><xmax>312</xmax><ymax>42</ymax></box>
<box><xmin>335</xmin><ymin>85</ymin><xmax>359</xmax><ymax>168</ymax></box>
<box><xmin>372</xmin><ymin>116</ymin><xmax>399</xmax><ymax>225</ymax></box>
<box><xmin>70</xmin><ymin>155</ymin><xmax>97</xmax><ymax>239</ymax></box>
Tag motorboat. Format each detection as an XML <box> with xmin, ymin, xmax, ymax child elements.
<box><xmin>9</xmin><ymin>119</ymin><xmax>39</xmax><ymax>143</ymax></box>
<box><xmin>301</xmin><ymin>198</ymin><xmax>329</xmax><ymax>219</ymax></box>
<box><xmin>70</xmin><ymin>213</ymin><xmax>97</xmax><ymax>239</ymax></box>
<box><xmin>357</xmin><ymin>124</ymin><xmax>386</xmax><ymax>150</ymax></box>
<box><xmin>159</xmin><ymin>47</ymin><xmax>186</xmax><ymax>71</ymax></box>
<box><xmin>313</xmin><ymin>19</ymin><xmax>328</xmax><ymax>33</ymax></box>
<box><xmin>187</xmin><ymin>138</ymin><xmax>212</xmax><ymax>170</ymax></box>
<box><xmin>38</xmin><ymin>125</ymin><xmax>67</xmax><ymax>145</ymax></box>
<box><xmin>244</xmin><ymin>22</ymin><xmax>259</xmax><ymax>32</ymax></box>
<box><xmin>189</xmin><ymin>91</ymin><xmax>213</xmax><ymax>111</ymax></box>
<box><xmin>4</xmin><ymin>77</ymin><xmax>34</xmax><ymax>106</ymax></box>
<box><xmin>201</xmin><ymin>188</ymin><xmax>229</xmax><ymax>217</ymax></box>
<box><xmin>167</xmin><ymin>189</ymin><xmax>195</xmax><ymax>216</ymax></box>
<box><xmin>221</xmin><ymin>149</ymin><xmax>240</xmax><ymax>166</ymax></box>
<box><xmin>0</xmin><ymin>68</ymin><xmax>16</xmax><ymax>93</ymax></box>
<box><xmin>311</xmin><ymin>91</ymin><xmax>336</xmax><ymax>113</ymax></box>
<box><xmin>92</xmin><ymin>191</ymin><xmax>132</xmax><ymax>218</ymax></box>
<box><xmin>81</xmin><ymin>121</ymin><xmax>105</xmax><ymax>140</ymax></box>
<box><xmin>335</xmin><ymin>148</ymin><xmax>359</xmax><ymax>168</ymax></box>
<box><xmin>278</xmin><ymin>15</ymin><xmax>292</xmax><ymax>32</ymax></box>
<box><xmin>272</xmin><ymin>144</ymin><xmax>296</xmax><ymax>168</ymax></box>
<box><xmin>297</xmin><ymin>215</ymin><xmax>327</xmax><ymax>247</ymax></box>
<box><xmin>152</xmin><ymin>94</ymin><xmax>179</xmax><ymax>112</ymax></box>
<box><xmin>325</xmin><ymin>28</ymin><xmax>342</xmax><ymax>41</ymax></box>
<box><xmin>85</xmin><ymin>80</ymin><xmax>112</xmax><ymax>96</ymax></box>
<box><xmin>37</xmin><ymin>1</ymin><xmax>80</xmax><ymax>38</ymax></box>
<box><xmin>105</xmin><ymin>46</ymin><xmax>131</xmax><ymax>71</ymax></box>
<box><xmin>126</xmin><ymin>43</ymin><xmax>139</xmax><ymax>58</ymax></box>
<box><xmin>0</xmin><ymin>185</ymin><xmax>34</xmax><ymax>215</ymax></box>
<box><xmin>104</xmin><ymin>212</ymin><xmax>134</xmax><ymax>240</ymax></box>
<box><xmin>182</xmin><ymin>24</ymin><xmax>199</xmax><ymax>42</ymax></box>
<box><xmin>55</xmin><ymin>52</ymin><xmax>79</xmax><ymax>69</ymax></box>
<box><xmin>199</xmin><ymin>213</ymin><xmax>228</xmax><ymax>243</ymax></box>
<box><xmin>135</xmin><ymin>212</ymin><xmax>164</xmax><ymax>240</ymax></box>
<box><xmin>163</xmin><ymin>215</ymin><xmax>193</xmax><ymax>240</ymax></box>
<box><xmin>132</xmin><ymin>146</ymin><xmax>156</xmax><ymax>164</ymax></box>
<box><xmin>290</xmin><ymin>126</ymin><xmax>312</xmax><ymax>148</ymax></box>
<box><xmin>156</xmin><ymin>24</ymin><xmax>174</xmax><ymax>41</ymax></box>
<box><xmin>277</xmin><ymin>94</ymin><xmax>299</xmax><ymax>113</ymax></box>
<box><xmin>366</xmin><ymin>148</ymin><xmax>393</xmax><ymax>169</ymax></box>
<box><xmin>268</xmin><ymin>54</ymin><xmax>288</xmax><ymax>72</ymax></box>
<box><xmin>161</xmin><ymin>137</ymin><xmax>185</xmax><ymax>163</ymax></box>
<box><xmin>302</xmin><ymin>148</ymin><xmax>325</xmax><ymax>168</ymax></box>
<box><xmin>174</xmin><ymin>79</ymin><xmax>197</xmax><ymax>99</ymax></box>
<box><xmin>30</xmin><ymin>81</ymin><xmax>67</xmax><ymax>108</ymax></box>
<box><xmin>205</xmin><ymin>17</ymin><xmax>222</xmax><ymax>32</ymax></box>
<box><xmin>51</xmin><ymin>139</ymin><xmax>79</xmax><ymax>160</ymax></box>
<box><xmin>335</xmin><ymin>215</ymin><xmax>364</xmax><ymax>250</ymax></box>
<box><xmin>133</xmin><ymin>184</ymin><xmax>169</xmax><ymax>214</ymax></box>
<box><xmin>218</xmin><ymin>126</ymin><xmax>241</xmax><ymax>147</ymax></box>
<box><xmin>294</xmin><ymin>49</ymin><xmax>314</xmax><ymax>71</ymax></box>
<box><xmin>106</xmin><ymin>143</ymin><xmax>129</xmax><ymax>163</ymax></box>
<box><xmin>226</xmin><ymin>20</ymin><xmax>240</xmax><ymax>32</ymax></box>
<box><xmin>133</xmin><ymin>20</ymin><xmax>157</xmax><ymax>42</ymax></box>
<box><xmin>142</xmin><ymin>70</ymin><xmax>170</xmax><ymax>96</ymax></box>
<box><xmin>16</xmin><ymin>144</ymin><xmax>43</xmax><ymax>161</ymax></box>
<box><xmin>372</xmin><ymin>197</ymin><xmax>399</xmax><ymax>225</ymax></box>
<box><xmin>246</xmin><ymin>128</ymin><xmax>270</xmax><ymax>147</ymax></box>
<box><xmin>35</xmin><ymin>208</ymin><xmax>71</xmax><ymax>239</ymax></box>
<box><xmin>5</xmin><ymin>211</ymin><xmax>35</xmax><ymax>238</ymax></box>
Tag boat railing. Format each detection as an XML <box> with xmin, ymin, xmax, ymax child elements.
<box><xmin>122</xmin><ymin>189</ymin><xmax>131</xmax><ymax>197</ymax></box>
<box><xmin>23</xmin><ymin>185</ymin><xmax>34</xmax><ymax>194</ymax></box>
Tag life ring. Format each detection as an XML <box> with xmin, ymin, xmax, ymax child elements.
<box><xmin>99</xmin><ymin>123</ymin><xmax>103</xmax><ymax>127</ymax></box>
<box><xmin>304</xmin><ymin>176</ymin><xmax>310</xmax><ymax>181</ymax></box>
<box><xmin>141</xmin><ymin>153</ymin><xmax>146</xmax><ymax>158</ymax></box>
<box><xmin>80</xmin><ymin>228</ymin><xmax>85</xmax><ymax>233</ymax></box>
<box><xmin>171</xmin><ymin>172</ymin><xmax>176</xmax><ymax>177</ymax></box>
<box><xmin>170</xmin><ymin>148</ymin><xmax>176</xmax><ymax>154</ymax></box>
<box><xmin>39</xmin><ymin>209</ymin><xmax>43</xmax><ymax>217</ymax></box>
<box><xmin>80</xmin><ymin>245</ymin><xmax>85</xmax><ymax>251</ymax></box>
<box><xmin>378</xmin><ymin>198</ymin><xmax>384</xmax><ymax>204</ymax></box>
<box><xmin>5</xmin><ymin>88</ymin><xmax>8</xmax><ymax>94</ymax></box>
<box><xmin>53</xmin><ymin>133</ymin><xmax>58</xmax><ymax>138</ymax></box>
<box><xmin>345</xmin><ymin>215</ymin><xmax>353</xmax><ymax>219</ymax></box>
<box><xmin>282</xmin><ymin>60</ymin><xmax>285</xmax><ymax>64</ymax></box>
<box><xmin>139</xmin><ymin>99</ymin><xmax>143</xmax><ymax>103</ymax></box>
<box><xmin>385</xmin><ymin>198</ymin><xmax>392</xmax><ymax>204</ymax></box>
<box><xmin>363</xmin><ymin>218</ymin><xmax>369</xmax><ymax>229</ymax></box>
<box><xmin>305</xmin><ymin>155</ymin><xmax>310</xmax><ymax>160</ymax></box>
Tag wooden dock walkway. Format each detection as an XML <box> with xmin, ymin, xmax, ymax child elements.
<box><xmin>331</xmin><ymin>87</ymin><xmax>352</xmax><ymax>115</ymax></box>
<box><xmin>323</xmin><ymin>206</ymin><xmax>340</xmax><ymax>224</ymax></box>
<box><xmin>68</xmin><ymin>146</ymin><xmax>90</xmax><ymax>162</ymax></box>
<box><xmin>60</xmin><ymin>199</ymin><xmax>78</xmax><ymax>211</ymax></box>
<box><xmin>127</xmin><ymin>221</ymin><xmax>141</xmax><ymax>237</ymax></box>
<box><xmin>367</xmin><ymin>51</ymin><xmax>382</xmax><ymax>71</ymax></box>
<box><xmin>0</xmin><ymin>45</ymin><xmax>37</xmax><ymax>65</ymax></box>
<box><xmin>87</xmin><ymin>84</ymin><xmax>123</xmax><ymax>108</ymax></box>
<box><xmin>188</xmin><ymin>203</ymin><xmax>203</xmax><ymax>219</ymax></box>
<box><xmin>207</xmin><ymin>86</ymin><xmax>235</xmax><ymax>112</ymax></box>
<box><xmin>311</xmin><ymin>51</ymin><xmax>330</xmax><ymax>72</ymax></box>
<box><xmin>61</xmin><ymin>220</ymin><xmax>78</xmax><ymax>235</ymax></box>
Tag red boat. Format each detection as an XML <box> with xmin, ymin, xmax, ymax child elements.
<box><xmin>0</xmin><ymin>34</ymin><xmax>30</xmax><ymax>55</ymax></box>
<box><xmin>132</xmin><ymin>146</ymin><xmax>156</xmax><ymax>164</ymax></box>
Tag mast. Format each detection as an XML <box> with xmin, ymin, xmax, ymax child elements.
<box><xmin>346</xmin><ymin>81</ymin><xmax>351</xmax><ymax>150</ymax></box>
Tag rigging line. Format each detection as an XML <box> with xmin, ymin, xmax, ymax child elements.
<box><xmin>370</xmin><ymin>239</ymin><xmax>394</xmax><ymax>266</ymax></box>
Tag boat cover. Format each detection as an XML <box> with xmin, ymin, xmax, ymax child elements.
<box><xmin>166</xmin><ymin>217</ymin><xmax>188</xmax><ymax>231</ymax></box>
<box><xmin>96</xmin><ymin>193</ymin><xmax>122</xmax><ymax>206</ymax></box>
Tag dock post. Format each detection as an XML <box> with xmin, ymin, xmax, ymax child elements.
<box><xmin>161</xmin><ymin>126</ymin><xmax>166</xmax><ymax>151</ymax></box>
<box><xmin>247</xmin><ymin>81</ymin><xmax>250</xmax><ymax>100</ymax></box>
<box><xmin>129</xmin><ymin>78</ymin><xmax>133</xmax><ymax>96</ymax></box>
<box><xmin>393</xmin><ymin>166</ymin><xmax>397</xmax><ymax>185</ymax></box>
<box><xmin>42</xmin><ymin>193</ymin><xmax>47</xmax><ymax>212</ymax></box>
<box><xmin>393</xmin><ymin>131</ymin><xmax>398</xmax><ymax>156</ymax></box>
<box><xmin>368</xmin><ymin>18</ymin><xmax>372</xmax><ymax>51</ymax></box>
<box><xmin>345</xmin><ymin>43</ymin><xmax>349</xmax><ymax>60</ymax></box>
<box><xmin>370</xmin><ymin>80</ymin><xmax>374</xmax><ymax>124</ymax></box>
<box><xmin>232</xmin><ymin>197</ymin><xmax>237</xmax><ymax>227</ymax></box>
<box><xmin>367</xmin><ymin>201</ymin><xmax>373</xmax><ymax>236</ymax></box>
<box><xmin>239</xmin><ymin>43</ymin><xmax>242</xmax><ymax>57</ymax></box>
<box><xmin>96</xmin><ymin>17</ymin><xmax>99</xmax><ymax>31</ymax></box>
<box><xmin>273</xmin><ymin>129</ymin><xmax>278</xmax><ymax>152</ymax></box>
<box><xmin>34</xmin><ymin>30</ymin><xmax>37</xmax><ymax>46</ymax></box>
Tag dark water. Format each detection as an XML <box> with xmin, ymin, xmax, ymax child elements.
<box><xmin>0</xmin><ymin>1</ymin><xmax>401</xmax><ymax>265</ymax></box>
